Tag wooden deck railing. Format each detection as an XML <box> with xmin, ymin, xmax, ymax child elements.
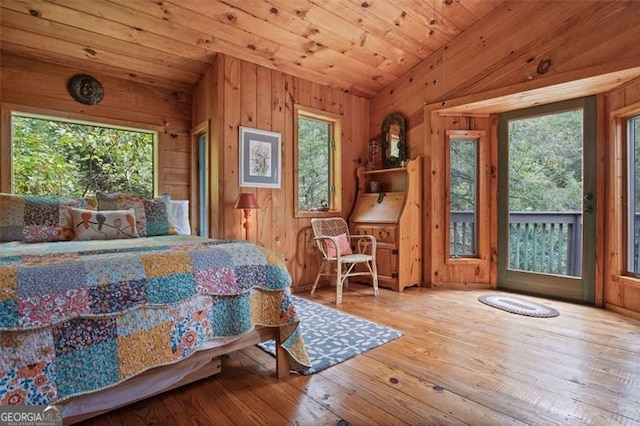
<box><xmin>450</xmin><ymin>211</ymin><xmax>582</xmax><ymax>277</ymax></box>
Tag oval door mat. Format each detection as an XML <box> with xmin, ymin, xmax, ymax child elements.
<box><xmin>478</xmin><ymin>294</ymin><xmax>559</xmax><ymax>318</ymax></box>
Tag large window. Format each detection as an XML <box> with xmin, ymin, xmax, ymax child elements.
<box><xmin>627</xmin><ymin>114</ymin><xmax>640</xmax><ymax>274</ymax></box>
<box><xmin>11</xmin><ymin>113</ymin><xmax>155</xmax><ymax>197</ymax></box>
<box><xmin>294</xmin><ymin>106</ymin><xmax>342</xmax><ymax>216</ymax></box>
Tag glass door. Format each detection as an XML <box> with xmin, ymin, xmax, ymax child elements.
<box><xmin>191</xmin><ymin>121</ymin><xmax>209</xmax><ymax>238</ymax></box>
<box><xmin>497</xmin><ymin>97</ymin><xmax>596</xmax><ymax>303</ymax></box>
<box><xmin>198</xmin><ymin>133</ymin><xmax>209</xmax><ymax>237</ymax></box>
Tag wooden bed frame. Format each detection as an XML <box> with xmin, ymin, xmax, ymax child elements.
<box><xmin>64</xmin><ymin>326</ymin><xmax>289</xmax><ymax>424</ymax></box>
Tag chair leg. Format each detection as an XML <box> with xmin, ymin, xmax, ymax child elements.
<box><xmin>371</xmin><ymin>260</ymin><xmax>379</xmax><ymax>297</ymax></box>
<box><xmin>364</xmin><ymin>260</ymin><xmax>379</xmax><ymax>297</ymax></box>
<box><xmin>336</xmin><ymin>263</ymin><xmax>343</xmax><ymax>305</ymax></box>
<box><xmin>311</xmin><ymin>262</ymin><xmax>326</xmax><ymax>295</ymax></box>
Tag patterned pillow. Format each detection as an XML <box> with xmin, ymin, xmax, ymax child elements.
<box><xmin>68</xmin><ymin>207</ymin><xmax>139</xmax><ymax>241</ymax></box>
<box><xmin>0</xmin><ymin>193</ymin><xmax>90</xmax><ymax>243</ymax></box>
<box><xmin>96</xmin><ymin>192</ymin><xmax>175</xmax><ymax>237</ymax></box>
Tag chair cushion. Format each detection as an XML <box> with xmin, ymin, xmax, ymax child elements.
<box><xmin>338</xmin><ymin>253</ymin><xmax>374</xmax><ymax>263</ymax></box>
<box><xmin>325</xmin><ymin>233</ymin><xmax>353</xmax><ymax>258</ymax></box>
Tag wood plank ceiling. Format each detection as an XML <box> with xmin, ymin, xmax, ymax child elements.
<box><xmin>0</xmin><ymin>0</ymin><xmax>505</xmax><ymax>98</ymax></box>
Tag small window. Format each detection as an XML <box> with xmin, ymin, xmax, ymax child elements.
<box><xmin>11</xmin><ymin>113</ymin><xmax>156</xmax><ymax>197</ymax></box>
<box><xmin>448</xmin><ymin>136</ymin><xmax>479</xmax><ymax>257</ymax></box>
<box><xmin>627</xmin><ymin>114</ymin><xmax>640</xmax><ymax>274</ymax></box>
<box><xmin>294</xmin><ymin>106</ymin><xmax>342</xmax><ymax>217</ymax></box>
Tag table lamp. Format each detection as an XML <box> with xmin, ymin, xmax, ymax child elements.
<box><xmin>234</xmin><ymin>193</ymin><xmax>260</xmax><ymax>240</ymax></box>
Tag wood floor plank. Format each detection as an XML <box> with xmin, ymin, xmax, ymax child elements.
<box><xmin>338</xmin><ymin>355</ymin><xmax>528</xmax><ymax>426</ymax></box>
<box><xmin>220</xmin><ymin>351</ymin><xmax>342</xmax><ymax>425</ymax></box>
<box><xmin>159</xmin><ymin>381</ymin><xmax>235</xmax><ymax>425</ymax></box>
<box><xmin>321</xmin><ymin>357</ymin><xmax>496</xmax><ymax>426</ymax></box>
<box><xmin>239</xmin><ymin>345</ymin><xmax>403</xmax><ymax>426</ymax></box>
<box><xmin>369</xmin><ymin>333</ymin><xmax>639</xmax><ymax>424</ymax></box>
<box><xmin>82</xmin><ymin>286</ymin><xmax>640</xmax><ymax>426</ymax></box>
<box><xmin>82</xmin><ymin>395</ymin><xmax>178</xmax><ymax>425</ymax></box>
<box><xmin>357</xmin><ymin>304</ymin><xmax>640</xmax><ymax>401</ymax></box>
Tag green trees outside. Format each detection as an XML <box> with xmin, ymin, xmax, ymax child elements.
<box><xmin>506</xmin><ymin>109</ymin><xmax>584</xmax><ymax>275</ymax></box>
<box><xmin>449</xmin><ymin>110</ymin><xmax>583</xmax><ymax>217</ymax></box>
<box><xmin>628</xmin><ymin>115</ymin><xmax>640</xmax><ymax>272</ymax></box>
<box><xmin>508</xmin><ymin>110</ymin><xmax>583</xmax><ymax>212</ymax></box>
<box><xmin>448</xmin><ymin>109</ymin><xmax>584</xmax><ymax>273</ymax></box>
<box><xmin>11</xmin><ymin>115</ymin><xmax>154</xmax><ymax>197</ymax></box>
<box><xmin>632</xmin><ymin>116</ymin><xmax>640</xmax><ymax>214</ymax></box>
<box><xmin>297</xmin><ymin>116</ymin><xmax>330</xmax><ymax>210</ymax></box>
<box><xmin>450</xmin><ymin>139</ymin><xmax>477</xmax><ymax>212</ymax></box>
<box><xmin>449</xmin><ymin>138</ymin><xmax>477</xmax><ymax>256</ymax></box>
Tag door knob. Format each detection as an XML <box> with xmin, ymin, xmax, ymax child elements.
<box><xmin>584</xmin><ymin>193</ymin><xmax>593</xmax><ymax>202</ymax></box>
<box><xmin>584</xmin><ymin>206</ymin><xmax>594</xmax><ymax>214</ymax></box>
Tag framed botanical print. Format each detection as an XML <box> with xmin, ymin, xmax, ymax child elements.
<box><xmin>239</xmin><ymin>126</ymin><xmax>281</xmax><ymax>188</ymax></box>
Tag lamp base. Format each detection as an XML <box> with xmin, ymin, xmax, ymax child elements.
<box><xmin>242</xmin><ymin>209</ymin><xmax>251</xmax><ymax>240</ymax></box>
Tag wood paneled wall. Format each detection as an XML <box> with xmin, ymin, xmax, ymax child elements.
<box><xmin>0</xmin><ymin>53</ymin><xmax>192</xmax><ymax>199</ymax></box>
<box><xmin>369</xmin><ymin>0</ymin><xmax>640</xmax><ymax>288</ymax></box>
<box><xmin>193</xmin><ymin>54</ymin><xmax>369</xmax><ymax>290</ymax></box>
<box><xmin>604</xmin><ymin>78</ymin><xmax>640</xmax><ymax>320</ymax></box>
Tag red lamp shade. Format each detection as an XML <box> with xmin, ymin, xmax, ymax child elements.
<box><xmin>234</xmin><ymin>193</ymin><xmax>260</xmax><ymax>210</ymax></box>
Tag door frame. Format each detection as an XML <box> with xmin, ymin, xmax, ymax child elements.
<box><xmin>191</xmin><ymin>120</ymin><xmax>210</xmax><ymax>237</ymax></box>
<box><xmin>497</xmin><ymin>96</ymin><xmax>597</xmax><ymax>303</ymax></box>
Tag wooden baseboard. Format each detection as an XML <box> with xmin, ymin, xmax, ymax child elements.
<box><xmin>430</xmin><ymin>282</ymin><xmax>491</xmax><ymax>289</ymax></box>
<box><xmin>604</xmin><ymin>303</ymin><xmax>640</xmax><ymax>321</ymax></box>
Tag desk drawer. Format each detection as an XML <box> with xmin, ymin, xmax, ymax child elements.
<box><xmin>351</xmin><ymin>225</ymin><xmax>373</xmax><ymax>237</ymax></box>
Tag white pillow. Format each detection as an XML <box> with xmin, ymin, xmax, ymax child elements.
<box><xmin>169</xmin><ymin>200</ymin><xmax>191</xmax><ymax>235</ymax></box>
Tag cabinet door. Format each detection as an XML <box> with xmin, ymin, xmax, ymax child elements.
<box><xmin>376</xmin><ymin>245</ymin><xmax>398</xmax><ymax>281</ymax></box>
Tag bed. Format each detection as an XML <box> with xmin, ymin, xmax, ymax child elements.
<box><xmin>0</xmin><ymin>193</ymin><xmax>310</xmax><ymax>422</ymax></box>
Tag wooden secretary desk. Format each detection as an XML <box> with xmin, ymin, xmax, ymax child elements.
<box><xmin>349</xmin><ymin>157</ymin><xmax>423</xmax><ymax>292</ymax></box>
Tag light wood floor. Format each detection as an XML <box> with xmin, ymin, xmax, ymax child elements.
<box><xmin>83</xmin><ymin>285</ymin><xmax>640</xmax><ymax>426</ymax></box>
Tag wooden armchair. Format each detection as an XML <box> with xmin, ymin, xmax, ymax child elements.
<box><xmin>310</xmin><ymin>217</ymin><xmax>379</xmax><ymax>304</ymax></box>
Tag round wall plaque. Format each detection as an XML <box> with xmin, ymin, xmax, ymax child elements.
<box><xmin>67</xmin><ymin>74</ymin><xmax>104</xmax><ymax>105</ymax></box>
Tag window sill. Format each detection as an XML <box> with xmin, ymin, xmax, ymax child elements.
<box><xmin>295</xmin><ymin>209</ymin><xmax>342</xmax><ymax>219</ymax></box>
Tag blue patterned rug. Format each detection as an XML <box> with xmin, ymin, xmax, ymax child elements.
<box><xmin>259</xmin><ymin>295</ymin><xmax>403</xmax><ymax>375</ymax></box>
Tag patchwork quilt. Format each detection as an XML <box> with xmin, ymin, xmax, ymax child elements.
<box><xmin>0</xmin><ymin>235</ymin><xmax>310</xmax><ymax>406</ymax></box>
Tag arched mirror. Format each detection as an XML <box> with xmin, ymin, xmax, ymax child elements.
<box><xmin>381</xmin><ymin>112</ymin><xmax>406</xmax><ymax>168</ymax></box>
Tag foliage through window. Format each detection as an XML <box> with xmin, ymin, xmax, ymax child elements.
<box><xmin>11</xmin><ymin>114</ymin><xmax>155</xmax><ymax>197</ymax></box>
<box><xmin>295</xmin><ymin>108</ymin><xmax>341</xmax><ymax>215</ymax></box>
<box><xmin>508</xmin><ymin>110</ymin><xmax>583</xmax><ymax>212</ymax></box>
<box><xmin>449</xmin><ymin>137</ymin><xmax>478</xmax><ymax>257</ymax></box>
<box><xmin>507</xmin><ymin>109</ymin><xmax>583</xmax><ymax>277</ymax></box>
<box><xmin>627</xmin><ymin>114</ymin><xmax>640</xmax><ymax>274</ymax></box>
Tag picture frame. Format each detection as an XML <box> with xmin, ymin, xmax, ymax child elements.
<box><xmin>239</xmin><ymin>126</ymin><xmax>282</xmax><ymax>188</ymax></box>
